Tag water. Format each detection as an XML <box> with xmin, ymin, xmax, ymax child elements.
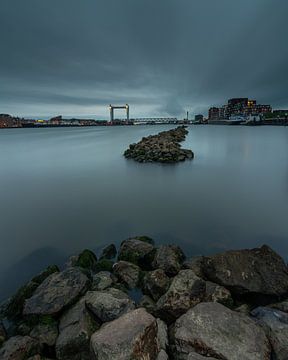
<box><xmin>0</xmin><ymin>125</ymin><xmax>288</xmax><ymax>300</ymax></box>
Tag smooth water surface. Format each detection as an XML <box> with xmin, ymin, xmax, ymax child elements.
<box><xmin>1</xmin><ymin>125</ymin><xmax>288</xmax><ymax>299</ymax></box>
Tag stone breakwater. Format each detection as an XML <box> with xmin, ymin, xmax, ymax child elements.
<box><xmin>124</xmin><ymin>126</ymin><xmax>194</xmax><ymax>163</ymax></box>
<box><xmin>1</xmin><ymin>239</ymin><xmax>288</xmax><ymax>359</ymax></box>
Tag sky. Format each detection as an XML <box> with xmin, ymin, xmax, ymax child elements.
<box><xmin>1</xmin><ymin>0</ymin><xmax>288</xmax><ymax>119</ymax></box>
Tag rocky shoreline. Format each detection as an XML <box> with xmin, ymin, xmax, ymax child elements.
<box><xmin>1</xmin><ymin>238</ymin><xmax>288</xmax><ymax>359</ymax></box>
<box><xmin>123</xmin><ymin>126</ymin><xmax>194</xmax><ymax>163</ymax></box>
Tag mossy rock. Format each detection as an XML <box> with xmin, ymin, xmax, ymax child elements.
<box><xmin>134</xmin><ymin>236</ymin><xmax>155</xmax><ymax>246</ymax></box>
<box><xmin>5</xmin><ymin>265</ymin><xmax>59</xmax><ymax>320</ymax></box>
<box><xmin>94</xmin><ymin>259</ymin><xmax>113</xmax><ymax>273</ymax></box>
<box><xmin>75</xmin><ymin>249</ymin><xmax>97</xmax><ymax>270</ymax></box>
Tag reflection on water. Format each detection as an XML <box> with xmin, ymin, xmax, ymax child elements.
<box><xmin>0</xmin><ymin>125</ymin><xmax>288</xmax><ymax>299</ymax></box>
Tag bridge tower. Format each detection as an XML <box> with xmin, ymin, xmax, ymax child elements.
<box><xmin>109</xmin><ymin>104</ymin><xmax>130</xmax><ymax>123</ymax></box>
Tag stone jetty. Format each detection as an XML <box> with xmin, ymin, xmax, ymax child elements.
<box><xmin>124</xmin><ymin>126</ymin><xmax>194</xmax><ymax>163</ymax></box>
<box><xmin>1</xmin><ymin>239</ymin><xmax>288</xmax><ymax>359</ymax></box>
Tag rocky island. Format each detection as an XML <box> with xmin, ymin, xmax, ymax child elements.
<box><xmin>1</xmin><ymin>238</ymin><xmax>288</xmax><ymax>359</ymax></box>
<box><xmin>124</xmin><ymin>126</ymin><xmax>194</xmax><ymax>163</ymax></box>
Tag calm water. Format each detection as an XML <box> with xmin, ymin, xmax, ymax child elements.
<box><xmin>1</xmin><ymin>125</ymin><xmax>288</xmax><ymax>299</ymax></box>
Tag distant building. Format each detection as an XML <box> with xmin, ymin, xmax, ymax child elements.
<box><xmin>0</xmin><ymin>114</ymin><xmax>17</xmax><ymax>128</ymax></box>
<box><xmin>208</xmin><ymin>98</ymin><xmax>272</xmax><ymax>120</ymax></box>
<box><xmin>194</xmin><ymin>114</ymin><xmax>204</xmax><ymax>122</ymax></box>
<box><xmin>208</xmin><ymin>107</ymin><xmax>220</xmax><ymax>120</ymax></box>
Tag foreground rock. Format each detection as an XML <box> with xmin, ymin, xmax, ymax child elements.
<box><xmin>0</xmin><ymin>335</ymin><xmax>38</xmax><ymax>359</ymax></box>
<box><xmin>143</xmin><ymin>269</ymin><xmax>170</xmax><ymax>301</ymax></box>
<box><xmin>23</xmin><ymin>268</ymin><xmax>89</xmax><ymax>316</ymax></box>
<box><xmin>156</xmin><ymin>270</ymin><xmax>205</xmax><ymax>323</ymax></box>
<box><xmin>124</xmin><ymin>126</ymin><xmax>194</xmax><ymax>163</ymax></box>
<box><xmin>251</xmin><ymin>306</ymin><xmax>288</xmax><ymax>360</ymax></box>
<box><xmin>172</xmin><ymin>302</ymin><xmax>271</xmax><ymax>359</ymax></box>
<box><xmin>113</xmin><ymin>261</ymin><xmax>140</xmax><ymax>289</ymax></box>
<box><xmin>118</xmin><ymin>238</ymin><xmax>154</xmax><ymax>266</ymax></box>
<box><xmin>203</xmin><ymin>245</ymin><xmax>288</xmax><ymax>301</ymax></box>
<box><xmin>152</xmin><ymin>245</ymin><xmax>185</xmax><ymax>276</ymax></box>
<box><xmin>85</xmin><ymin>288</ymin><xmax>135</xmax><ymax>323</ymax></box>
<box><xmin>56</xmin><ymin>295</ymin><xmax>99</xmax><ymax>360</ymax></box>
<box><xmin>90</xmin><ymin>308</ymin><xmax>159</xmax><ymax>359</ymax></box>
<box><xmin>204</xmin><ymin>281</ymin><xmax>233</xmax><ymax>307</ymax></box>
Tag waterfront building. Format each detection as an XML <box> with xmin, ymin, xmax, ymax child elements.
<box><xmin>208</xmin><ymin>107</ymin><xmax>220</xmax><ymax>120</ymax></box>
<box><xmin>194</xmin><ymin>114</ymin><xmax>204</xmax><ymax>122</ymax></box>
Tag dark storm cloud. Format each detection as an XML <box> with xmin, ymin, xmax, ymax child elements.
<box><xmin>0</xmin><ymin>0</ymin><xmax>288</xmax><ymax>117</ymax></box>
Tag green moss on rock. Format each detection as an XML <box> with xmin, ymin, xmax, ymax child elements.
<box><xmin>94</xmin><ymin>259</ymin><xmax>114</xmax><ymax>273</ymax></box>
<box><xmin>75</xmin><ymin>249</ymin><xmax>97</xmax><ymax>270</ymax></box>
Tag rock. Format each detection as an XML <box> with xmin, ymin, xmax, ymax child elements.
<box><xmin>270</xmin><ymin>299</ymin><xmax>288</xmax><ymax>313</ymax></box>
<box><xmin>251</xmin><ymin>306</ymin><xmax>288</xmax><ymax>360</ymax></box>
<box><xmin>138</xmin><ymin>295</ymin><xmax>157</xmax><ymax>315</ymax></box>
<box><xmin>124</xmin><ymin>126</ymin><xmax>194</xmax><ymax>164</ymax></box>
<box><xmin>113</xmin><ymin>261</ymin><xmax>140</xmax><ymax>289</ymax></box>
<box><xmin>235</xmin><ymin>303</ymin><xmax>252</xmax><ymax>315</ymax></box>
<box><xmin>64</xmin><ymin>255</ymin><xmax>79</xmax><ymax>269</ymax></box>
<box><xmin>23</xmin><ymin>268</ymin><xmax>90</xmax><ymax>316</ymax></box>
<box><xmin>0</xmin><ymin>335</ymin><xmax>39</xmax><ymax>360</ymax></box>
<box><xmin>152</xmin><ymin>245</ymin><xmax>185</xmax><ymax>276</ymax></box>
<box><xmin>187</xmin><ymin>353</ymin><xmax>218</xmax><ymax>360</ymax></box>
<box><xmin>202</xmin><ymin>245</ymin><xmax>288</xmax><ymax>301</ymax></box>
<box><xmin>133</xmin><ymin>236</ymin><xmax>155</xmax><ymax>245</ymax></box>
<box><xmin>85</xmin><ymin>288</ymin><xmax>135</xmax><ymax>323</ymax></box>
<box><xmin>156</xmin><ymin>319</ymin><xmax>168</xmax><ymax>351</ymax></box>
<box><xmin>204</xmin><ymin>281</ymin><xmax>233</xmax><ymax>307</ymax></box>
<box><xmin>143</xmin><ymin>269</ymin><xmax>170</xmax><ymax>301</ymax></box>
<box><xmin>99</xmin><ymin>244</ymin><xmax>117</xmax><ymax>260</ymax></box>
<box><xmin>156</xmin><ymin>270</ymin><xmax>205</xmax><ymax>323</ymax></box>
<box><xmin>182</xmin><ymin>256</ymin><xmax>205</xmax><ymax>278</ymax></box>
<box><xmin>56</xmin><ymin>295</ymin><xmax>99</xmax><ymax>360</ymax></box>
<box><xmin>5</xmin><ymin>265</ymin><xmax>59</xmax><ymax>319</ymax></box>
<box><xmin>173</xmin><ymin>302</ymin><xmax>271</xmax><ymax>360</ymax></box>
<box><xmin>91</xmin><ymin>271</ymin><xmax>113</xmax><ymax>291</ymax></box>
<box><xmin>74</xmin><ymin>249</ymin><xmax>97</xmax><ymax>270</ymax></box>
<box><xmin>0</xmin><ymin>322</ymin><xmax>6</xmax><ymax>346</ymax></box>
<box><xmin>30</xmin><ymin>321</ymin><xmax>58</xmax><ymax>348</ymax></box>
<box><xmin>118</xmin><ymin>238</ymin><xmax>154</xmax><ymax>266</ymax></box>
<box><xmin>156</xmin><ymin>349</ymin><xmax>168</xmax><ymax>360</ymax></box>
<box><xmin>26</xmin><ymin>356</ymin><xmax>55</xmax><ymax>360</ymax></box>
<box><xmin>94</xmin><ymin>259</ymin><xmax>114</xmax><ymax>273</ymax></box>
<box><xmin>90</xmin><ymin>308</ymin><xmax>159</xmax><ymax>359</ymax></box>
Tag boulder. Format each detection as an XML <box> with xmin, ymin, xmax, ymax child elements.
<box><xmin>74</xmin><ymin>249</ymin><xmax>97</xmax><ymax>270</ymax></box>
<box><xmin>188</xmin><ymin>353</ymin><xmax>218</xmax><ymax>360</ymax></box>
<box><xmin>118</xmin><ymin>238</ymin><xmax>154</xmax><ymax>266</ymax></box>
<box><xmin>270</xmin><ymin>299</ymin><xmax>288</xmax><ymax>313</ymax></box>
<box><xmin>56</xmin><ymin>295</ymin><xmax>99</xmax><ymax>360</ymax></box>
<box><xmin>94</xmin><ymin>259</ymin><xmax>114</xmax><ymax>273</ymax></box>
<box><xmin>0</xmin><ymin>322</ymin><xmax>6</xmax><ymax>346</ymax></box>
<box><xmin>203</xmin><ymin>245</ymin><xmax>288</xmax><ymax>300</ymax></box>
<box><xmin>5</xmin><ymin>265</ymin><xmax>59</xmax><ymax>319</ymax></box>
<box><xmin>182</xmin><ymin>256</ymin><xmax>205</xmax><ymax>278</ymax></box>
<box><xmin>138</xmin><ymin>295</ymin><xmax>157</xmax><ymax>316</ymax></box>
<box><xmin>29</xmin><ymin>321</ymin><xmax>58</xmax><ymax>348</ymax></box>
<box><xmin>85</xmin><ymin>288</ymin><xmax>135</xmax><ymax>323</ymax></box>
<box><xmin>156</xmin><ymin>270</ymin><xmax>205</xmax><ymax>323</ymax></box>
<box><xmin>99</xmin><ymin>244</ymin><xmax>117</xmax><ymax>260</ymax></box>
<box><xmin>91</xmin><ymin>271</ymin><xmax>113</xmax><ymax>291</ymax></box>
<box><xmin>156</xmin><ymin>319</ymin><xmax>168</xmax><ymax>351</ymax></box>
<box><xmin>90</xmin><ymin>308</ymin><xmax>159</xmax><ymax>359</ymax></box>
<box><xmin>156</xmin><ymin>350</ymin><xmax>168</xmax><ymax>360</ymax></box>
<box><xmin>23</xmin><ymin>268</ymin><xmax>89</xmax><ymax>316</ymax></box>
<box><xmin>251</xmin><ymin>306</ymin><xmax>288</xmax><ymax>360</ymax></box>
<box><xmin>152</xmin><ymin>245</ymin><xmax>185</xmax><ymax>276</ymax></box>
<box><xmin>113</xmin><ymin>261</ymin><xmax>140</xmax><ymax>289</ymax></box>
<box><xmin>204</xmin><ymin>281</ymin><xmax>233</xmax><ymax>307</ymax></box>
<box><xmin>172</xmin><ymin>302</ymin><xmax>271</xmax><ymax>360</ymax></box>
<box><xmin>0</xmin><ymin>335</ymin><xmax>39</xmax><ymax>360</ymax></box>
<box><xmin>143</xmin><ymin>269</ymin><xmax>170</xmax><ymax>301</ymax></box>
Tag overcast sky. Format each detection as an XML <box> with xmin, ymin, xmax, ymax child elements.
<box><xmin>1</xmin><ymin>0</ymin><xmax>288</xmax><ymax>119</ymax></box>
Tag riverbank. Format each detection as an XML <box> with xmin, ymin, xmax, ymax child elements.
<box><xmin>1</xmin><ymin>238</ymin><xmax>288</xmax><ymax>359</ymax></box>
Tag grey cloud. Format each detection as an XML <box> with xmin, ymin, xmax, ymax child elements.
<box><xmin>0</xmin><ymin>0</ymin><xmax>288</xmax><ymax>118</ymax></box>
